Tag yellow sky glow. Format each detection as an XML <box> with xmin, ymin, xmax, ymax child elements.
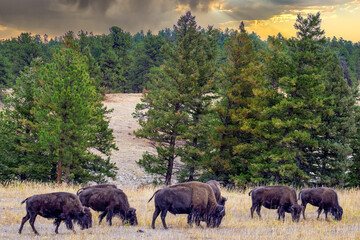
<box><xmin>1</xmin><ymin>1</ymin><xmax>360</xmax><ymax>42</ymax></box>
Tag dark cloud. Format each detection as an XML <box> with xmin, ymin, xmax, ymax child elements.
<box><xmin>59</xmin><ymin>0</ymin><xmax>116</xmax><ymax>13</ymax></box>
<box><xmin>176</xmin><ymin>0</ymin><xmax>218</xmax><ymax>12</ymax></box>
<box><xmin>0</xmin><ymin>0</ymin><xmax>357</xmax><ymax>39</ymax></box>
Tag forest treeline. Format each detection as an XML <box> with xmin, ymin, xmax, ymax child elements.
<box><xmin>1</xmin><ymin>11</ymin><xmax>360</xmax><ymax>187</ymax></box>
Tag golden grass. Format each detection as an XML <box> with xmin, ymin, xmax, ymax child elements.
<box><xmin>1</xmin><ymin>182</ymin><xmax>360</xmax><ymax>239</ymax></box>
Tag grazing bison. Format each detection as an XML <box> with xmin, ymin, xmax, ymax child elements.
<box><xmin>76</xmin><ymin>184</ymin><xmax>117</xmax><ymax>196</ymax></box>
<box><xmin>249</xmin><ymin>186</ymin><xmax>302</xmax><ymax>222</ymax></box>
<box><xmin>18</xmin><ymin>192</ymin><xmax>92</xmax><ymax>235</ymax></box>
<box><xmin>298</xmin><ymin>187</ymin><xmax>343</xmax><ymax>221</ymax></box>
<box><xmin>78</xmin><ymin>187</ymin><xmax>138</xmax><ymax>226</ymax></box>
<box><xmin>206</xmin><ymin>180</ymin><xmax>227</xmax><ymax>206</ymax></box>
<box><xmin>148</xmin><ymin>181</ymin><xmax>226</xmax><ymax>229</ymax></box>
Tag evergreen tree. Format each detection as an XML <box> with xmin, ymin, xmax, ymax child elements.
<box><xmin>129</xmin><ymin>33</ymin><xmax>166</xmax><ymax>92</ymax></box>
<box><xmin>173</xmin><ymin>13</ymin><xmax>218</xmax><ymax>181</ymax></box>
<box><xmin>0</xmin><ymin>48</ymin><xmax>117</xmax><ymax>184</ymax></box>
<box><xmin>134</xmin><ymin>12</ymin><xmax>216</xmax><ymax>184</ymax></box>
<box><xmin>0</xmin><ymin>52</ymin><xmax>14</xmax><ymax>90</ymax></box>
<box><xmin>99</xmin><ymin>27</ymin><xmax>132</xmax><ymax>92</ymax></box>
<box><xmin>206</xmin><ymin>23</ymin><xmax>264</xmax><ymax>187</ymax></box>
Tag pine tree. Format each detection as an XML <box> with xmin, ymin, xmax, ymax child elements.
<box><xmin>207</xmin><ymin>23</ymin><xmax>264</xmax><ymax>187</ymax></box>
<box><xmin>134</xmin><ymin>12</ymin><xmax>217</xmax><ymax>184</ymax></box>
<box><xmin>174</xmin><ymin>13</ymin><xmax>218</xmax><ymax>181</ymax></box>
<box><xmin>0</xmin><ymin>52</ymin><xmax>14</xmax><ymax>91</ymax></box>
<box><xmin>0</xmin><ymin>48</ymin><xmax>117</xmax><ymax>184</ymax></box>
<box><xmin>129</xmin><ymin>33</ymin><xmax>166</xmax><ymax>92</ymax></box>
<box><xmin>314</xmin><ymin>50</ymin><xmax>356</xmax><ymax>186</ymax></box>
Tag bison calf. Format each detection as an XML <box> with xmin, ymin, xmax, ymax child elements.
<box><xmin>148</xmin><ymin>181</ymin><xmax>225</xmax><ymax>229</ymax></box>
<box><xmin>249</xmin><ymin>185</ymin><xmax>302</xmax><ymax>222</ymax></box>
<box><xmin>18</xmin><ymin>192</ymin><xmax>92</xmax><ymax>235</ymax></box>
<box><xmin>298</xmin><ymin>187</ymin><xmax>343</xmax><ymax>221</ymax></box>
<box><xmin>78</xmin><ymin>187</ymin><xmax>138</xmax><ymax>226</ymax></box>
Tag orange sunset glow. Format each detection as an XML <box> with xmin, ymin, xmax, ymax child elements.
<box><xmin>0</xmin><ymin>0</ymin><xmax>359</xmax><ymax>41</ymax></box>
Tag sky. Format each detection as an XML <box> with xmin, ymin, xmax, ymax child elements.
<box><xmin>0</xmin><ymin>0</ymin><xmax>360</xmax><ymax>42</ymax></box>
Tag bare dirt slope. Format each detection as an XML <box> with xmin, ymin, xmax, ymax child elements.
<box><xmin>103</xmin><ymin>93</ymin><xmax>155</xmax><ymax>188</ymax></box>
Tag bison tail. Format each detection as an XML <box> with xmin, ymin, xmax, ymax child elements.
<box><xmin>21</xmin><ymin>197</ymin><xmax>30</xmax><ymax>204</ymax></box>
<box><xmin>248</xmin><ymin>190</ymin><xmax>253</xmax><ymax>196</ymax></box>
<box><xmin>298</xmin><ymin>191</ymin><xmax>302</xmax><ymax>201</ymax></box>
<box><xmin>148</xmin><ymin>190</ymin><xmax>160</xmax><ymax>203</ymax></box>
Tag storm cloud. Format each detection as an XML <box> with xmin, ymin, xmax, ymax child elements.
<box><xmin>0</xmin><ymin>0</ymin><xmax>357</xmax><ymax>39</ymax></box>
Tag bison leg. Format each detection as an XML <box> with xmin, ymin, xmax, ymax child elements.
<box><xmin>160</xmin><ymin>209</ymin><xmax>168</xmax><ymax>229</ymax></box>
<box><xmin>151</xmin><ymin>206</ymin><xmax>161</xmax><ymax>229</ymax></box>
<box><xmin>324</xmin><ymin>210</ymin><xmax>329</xmax><ymax>220</ymax></box>
<box><xmin>54</xmin><ymin>218</ymin><xmax>62</xmax><ymax>234</ymax></box>
<box><xmin>64</xmin><ymin>218</ymin><xmax>76</xmax><ymax>233</ymax></box>
<box><xmin>302</xmin><ymin>203</ymin><xmax>307</xmax><ymax>220</ymax></box>
<box><xmin>18</xmin><ymin>212</ymin><xmax>30</xmax><ymax>234</ymax></box>
<box><xmin>187</xmin><ymin>213</ymin><xmax>193</xmax><ymax>227</ymax></box>
<box><xmin>99</xmin><ymin>210</ymin><xmax>107</xmax><ymax>224</ymax></box>
<box><xmin>106</xmin><ymin>209</ymin><xmax>114</xmax><ymax>226</ymax></box>
<box><xmin>29</xmin><ymin>214</ymin><xmax>39</xmax><ymax>235</ymax></box>
<box><xmin>256</xmin><ymin>204</ymin><xmax>262</xmax><ymax>218</ymax></box>
<box><xmin>277</xmin><ymin>206</ymin><xmax>285</xmax><ymax>222</ymax></box>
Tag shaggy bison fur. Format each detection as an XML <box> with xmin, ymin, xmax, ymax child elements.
<box><xmin>298</xmin><ymin>187</ymin><xmax>343</xmax><ymax>220</ymax></box>
<box><xmin>76</xmin><ymin>184</ymin><xmax>117</xmax><ymax>196</ymax></box>
<box><xmin>249</xmin><ymin>186</ymin><xmax>302</xmax><ymax>222</ymax></box>
<box><xmin>206</xmin><ymin>180</ymin><xmax>227</xmax><ymax>206</ymax></box>
<box><xmin>18</xmin><ymin>192</ymin><xmax>92</xmax><ymax>235</ymax></box>
<box><xmin>78</xmin><ymin>187</ymin><xmax>137</xmax><ymax>226</ymax></box>
<box><xmin>148</xmin><ymin>181</ymin><xmax>225</xmax><ymax>229</ymax></box>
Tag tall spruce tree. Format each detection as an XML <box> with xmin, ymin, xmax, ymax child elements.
<box><xmin>0</xmin><ymin>47</ymin><xmax>117</xmax><ymax>184</ymax></box>
<box><xmin>207</xmin><ymin>23</ymin><xmax>264</xmax><ymax>187</ymax></box>
<box><xmin>134</xmin><ymin>11</ymin><xmax>217</xmax><ymax>184</ymax></box>
<box><xmin>175</xmin><ymin>14</ymin><xmax>218</xmax><ymax>181</ymax></box>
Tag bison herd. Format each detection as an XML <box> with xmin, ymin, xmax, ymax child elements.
<box><xmin>18</xmin><ymin>181</ymin><xmax>343</xmax><ymax>235</ymax></box>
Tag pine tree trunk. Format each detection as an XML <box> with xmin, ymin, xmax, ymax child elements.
<box><xmin>165</xmin><ymin>157</ymin><xmax>174</xmax><ymax>185</ymax></box>
<box><xmin>165</xmin><ymin>136</ymin><xmax>176</xmax><ymax>185</ymax></box>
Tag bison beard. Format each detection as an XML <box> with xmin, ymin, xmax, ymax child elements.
<box><xmin>148</xmin><ymin>181</ymin><xmax>225</xmax><ymax>229</ymax></box>
<box><xmin>18</xmin><ymin>192</ymin><xmax>92</xmax><ymax>235</ymax></box>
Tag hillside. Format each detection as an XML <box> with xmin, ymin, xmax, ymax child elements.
<box><xmin>103</xmin><ymin>93</ymin><xmax>155</xmax><ymax>188</ymax></box>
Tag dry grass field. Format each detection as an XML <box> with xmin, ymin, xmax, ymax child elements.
<box><xmin>1</xmin><ymin>182</ymin><xmax>360</xmax><ymax>240</ymax></box>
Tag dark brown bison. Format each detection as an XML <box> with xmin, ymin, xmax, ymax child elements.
<box><xmin>298</xmin><ymin>187</ymin><xmax>343</xmax><ymax>221</ymax></box>
<box><xmin>78</xmin><ymin>187</ymin><xmax>138</xmax><ymax>226</ymax></box>
<box><xmin>148</xmin><ymin>181</ymin><xmax>226</xmax><ymax>229</ymax></box>
<box><xmin>18</xmin><ymin>192</ymin><xmax>92</xmax><ymax>235</ymax></box>
<box><xmin>76</xmin><ymin>184</ymin><xmax>117</xmax><ymax>196</ymax></box>
<box><xmin>249</xmin><ymin>186</ymin><xmax>302</xmax><ymax>222</ymax></box>
<box><xmin>206</xmin><ymin>180</ymin><xmax>227</xmax><ymax>206</ymax></box>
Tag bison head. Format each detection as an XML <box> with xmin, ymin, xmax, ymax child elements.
<box><xmin>208</xmin><ymin>205</ymin><xmax>225</xmax><ymax>228</ymax></box>
<box><xmin>219</xmin><ymin>197</ymin><xmax>228</xmax><ymax>206</ymax></box>
<box><xmin>290</xmin><ymin>204</ymin><xmax>302</xmax><ymax>222</ymax></box>
<box><xmin>331</xmin><ymin>206</ymin><xmax>343</xmax><ymax>221</ymax></box>
<box><xmin>125</xmin><ymin>208</ymin><xmax>138</xmax><ymax>225</ymax></box>
<box><xmin>74</xmin><ymin>207</ymin><xmax>92</xmax><ymax>230</ymax></box>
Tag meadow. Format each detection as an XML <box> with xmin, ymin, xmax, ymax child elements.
<box><xmin>0</xmin><ymin>182</ymin><xmax>359</xmax><ymax>240</ymax></box>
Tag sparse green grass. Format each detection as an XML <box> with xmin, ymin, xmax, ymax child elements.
<box><xmin>1</xmin><ymin>182</ymin><xmax>359</xmax><ymax>239</ymax></box>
